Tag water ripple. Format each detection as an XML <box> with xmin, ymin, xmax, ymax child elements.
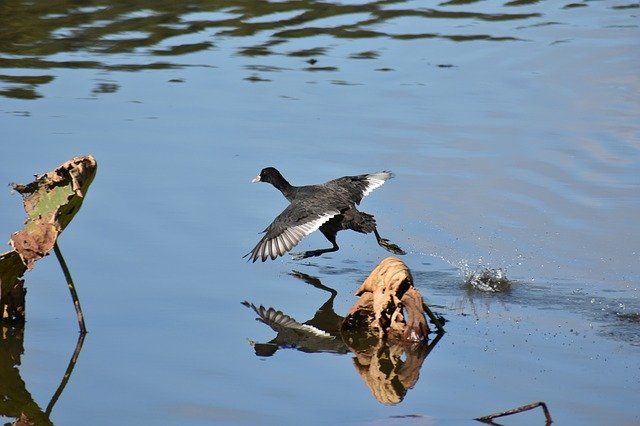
<box><xmin>0</xmin><ymin>0</ymin><xmax>590</xmax><ymax>96</ymax></box>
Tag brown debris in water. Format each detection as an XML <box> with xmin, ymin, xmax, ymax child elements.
<box><xmin>1</xmin><ymin>155</ymin><xmax>96</xmax><ymax>323</ymax></box>
<box><xmin>9</xmin><ymin>155</ymin><xmax>96</xmax><ymax>269</ymax></box>
<box><xmin>342</xmin><ymin>256</ymin><xmax>429</xmax><ymax>342</ymax></box>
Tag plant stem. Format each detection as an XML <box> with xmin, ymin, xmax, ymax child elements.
<box><xmin>53</xmin><ymin>242</ymin><xmax>87</xmax><ymax>334</ymax></box>
<box><xmin>476</xmin><ymin>401</ymin><xmax>552</xmax><ymax>424</ymax></box>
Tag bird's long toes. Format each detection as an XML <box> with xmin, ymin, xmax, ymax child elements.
<box><xmin>392</xmin><ymin>246</ymin><xmax>407</xmax><ymax>255</ymax></box>
<box><xmin>379</xmin><ymin>239</ymin><xmax>406</xmax><ymax>255</ymax></box>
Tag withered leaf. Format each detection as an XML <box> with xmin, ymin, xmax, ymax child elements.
<box><xmin>1</xmin><ymin>156</ymin><xmax>96</xmax><ymax>321</ymax></box>
<box><xmin>8</xmin><ymin>156</ymin><xmax>97</xmax><ymax>269</ymax></box>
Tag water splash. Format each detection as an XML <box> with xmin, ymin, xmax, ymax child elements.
<box><xmin>463</xmin><ymin>267</ymin><xmax>512</xmax><ymax>293</ymax></box>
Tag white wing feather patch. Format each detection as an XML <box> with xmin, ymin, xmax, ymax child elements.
<box><xmin>248</xmin><ymin>210</ymin><xmax>339</xmax><ymax>262</ymax></box>
<box><xmin>362</xmin><ymin>171</ymin><xmax>392</xmax><ymax>198</ymax></box>
<box><xmin>291</xmin><ymin>210</ymin><xmax>338</xmax><ymax>237</ymax></box>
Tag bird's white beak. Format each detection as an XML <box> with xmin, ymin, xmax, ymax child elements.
<box><xmin>251</xmin><ymin>175</ymin><xmax>261</xmax><ymax>183</ymax></box>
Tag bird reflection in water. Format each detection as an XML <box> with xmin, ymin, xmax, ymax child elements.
<box><xmin>242</xmin><ymin>271</ymin><xmax>443</xmax><ymax>405</ymax></box>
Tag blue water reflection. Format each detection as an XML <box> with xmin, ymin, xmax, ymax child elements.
<box><xmin>0</xmin><ymin>0</ymin><xmax>638</xmax><ymax>425</ymax></box>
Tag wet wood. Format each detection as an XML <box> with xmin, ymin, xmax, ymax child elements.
<box><xmin>342</xmin><ymin>256</ymin><xmax>442</xmax><ymax>342</ymax></box>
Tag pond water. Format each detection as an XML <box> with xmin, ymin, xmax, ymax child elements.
<box><xmin>1</xmin><ymin>0</ymin><xmax>638</xmax><ymax>425</ymax></box>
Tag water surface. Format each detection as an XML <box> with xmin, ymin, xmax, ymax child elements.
<box><xmin>0</xmin><ymin>1</ymin><xmax>638</xmax><ymax>425</ymax></box>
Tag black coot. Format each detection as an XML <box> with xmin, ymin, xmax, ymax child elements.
<box><xmin>246</xmin><ymin>167</ymin><xmax>406</xmax><ymax>262</ymax></box>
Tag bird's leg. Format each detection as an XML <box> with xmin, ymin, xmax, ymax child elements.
<box><xmin>292</xmin><ymin>228</ymin><xmax>339</xmax><ymax>260</ymax></box>
<box><xmin>374</xmin><ymin>228</ymin><xmax>406</xmax><ymax>255</ymax></box>
<box><xmin>291</xmin><ymin>244</ymin><xmax>339</xmax><ymax>260</ymax></box>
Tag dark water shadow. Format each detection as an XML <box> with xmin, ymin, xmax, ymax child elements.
<box><xmin>0</xmin><ymin>325</ymin><xmax>85</xmax><ymax>425</ymax></box>
<box><xmin>242</xmin><ymin>270</ymin><xmax>443</xmax><ymax>405</ymax></box>
<box><xmin>410</xmin><ymin>266</ymin><xmax>640</xmax><ymax>347</ymax></box>
<box><xmin>0</xmin><ymin>0</ymin><xmax>551</xmax><ymax>98</ymax></box>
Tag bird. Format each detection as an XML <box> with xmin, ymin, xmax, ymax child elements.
<box><xmin>245</xmin><ymin>167</ymin><xmax>406</xmax><ymax>262</ymax></box>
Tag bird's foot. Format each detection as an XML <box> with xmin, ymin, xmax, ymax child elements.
<box><xmin>378</xmin><ymin>238</ymin><xmax>406</xmax><ymax>255</ymax></box>
<box><xmin>291</xmin><ymin>251</ymin><xmax>317</xmax><ymax>260</ymax></box>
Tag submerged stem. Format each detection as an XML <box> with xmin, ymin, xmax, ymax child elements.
<box><xmin>53</xmin><ymin>242</ymin><xmax>87</xmax><ymax>334</ymax></box>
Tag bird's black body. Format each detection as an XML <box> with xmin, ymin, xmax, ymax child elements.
<box><xmin>246</xmin><ymin>167</ymin><xmax>405</xmax><ymax>262</ymax></box>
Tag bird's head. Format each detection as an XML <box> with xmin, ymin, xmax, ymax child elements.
<box><xmin>252</xmin><ymin>167</ymin><xmax>282</xmax><ymax>185</ymax></box>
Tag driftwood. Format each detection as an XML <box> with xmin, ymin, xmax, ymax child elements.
<box><xmin>342</xmin><ymin>256</ymin><xmax>441</xmax><ymax>342</ymax></box>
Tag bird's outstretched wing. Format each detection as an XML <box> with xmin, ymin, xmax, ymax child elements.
<box><xmin>245</xmin><ymin>203</ymin><xmax>340</xmax><ymax>262</ymax></box>
<box><xmin>328</xmin><ymin>171</ymin><xmax>393</xmax><ymax>205</ymax></box>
